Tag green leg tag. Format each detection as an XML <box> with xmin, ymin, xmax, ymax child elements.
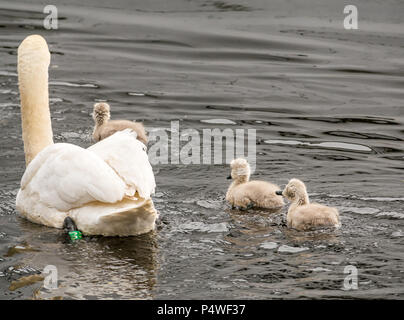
<box><xmin>68</xmin><ymin>230</ymin><xmax>83</xmax><ymax>241</ymax></box>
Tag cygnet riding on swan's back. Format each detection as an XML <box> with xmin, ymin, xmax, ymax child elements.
<box><xmin>15</xmin><ymin>35</ymin><xmax>157</xmax><ymax>236</ymax></box>
<box><xmin>226</xmin><ymin>158</ymin><xmax>284</xmax><ymax>210</ymax></box>
<box><xmin>92</xmin><ymin>102</ymin><xmax>148</xmax><ymax>144</ymax></box>
<box><xmin>276</xmin><ymin>178</ymin><xmax>340</xmax><ymax>231</ymax></box>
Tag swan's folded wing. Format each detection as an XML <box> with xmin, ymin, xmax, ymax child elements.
<box><xmin>19</xmin><ymin>143</ymin><xmax>127</xmax><ymax>211</ymax></box>
<box><xmin>88</xmin><ymin>129</ymin><xmax>156</xmax><ymax>199</ymax></box>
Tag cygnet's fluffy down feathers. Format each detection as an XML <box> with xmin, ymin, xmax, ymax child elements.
<box><xmin>226</xmin><ymin>180</ymin><xmax>284</xmax><ymax>209</ymax></box>
<box><xmin>281</xmin><ymin>178</ymin><xmax>340</xmax><ymax>231</ymax></box>
<box><xmin>226</xmin><ymin>158</ymin><xmax>284</xmax><ymax>209</ymax></box>
<box><xmin>92</xmin><ymin>102</ymin><xmax>147</xmax><ymax>145</ymax></box>
<box><xmin>287</xmin><ymin>203</ymin><xmax>339</xmax><ymax>231</ymax></box>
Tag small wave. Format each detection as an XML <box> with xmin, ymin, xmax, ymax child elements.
<box><xmin>277</xmin><ymin>245</ymin><xmax>309</xmax><ymax>253</ymax></box>
<box><xmin>376</xmin><ymin>212</ymin><xmax>404</xmax><ymax>219</ymax></box>
<box><xmin>342</xmin><ymin>207</ymin><xmax>380</xmax><ymax>215</ymax></box>
<box><xmin>50</xmin><ymin>81</ymin><xmax>98</xmax><ymax>88</ymax></box>
<box><xmin>49</xmin><ymin>98</ymin><xmax>63</xmax><ymax>103</ymax></box>
<box><xmin>128</xmin><ymin>92</ymin><xmax>160</xmax><ymax>98</ymax></box>
<box><xmin>0</xmin><ymin>71</ymin><xmax>17</xmax><ymax>77</ymax></box>
<box><xmin>178</xmin><ymin>221</ymin><xmax>229</xmax><ymax>233</ymax></box>
<box><xmin>260</xmin><ymin>241</ymin><xmax>278</xmax><ymax>250</ymax></box>
<box><xmin>196</xmin><ymin>200</ymin><xmax>223</xmax><ymax>209</ymax></box>
<box><xmin>328</xmin><ymin>194</ymin><xmax>404</xmax><ymax>202</ymax></box>
<box><xmin>59</xmin><ymin>132</ymin><xmax>89</xmax><ymax>140</ymax></box>
<box><xmin>5</xmin><ymin>244</ymin><xmax>40</xmax><ymax>257</ymax></box>
<box><xmin>0</xmin><ymin>102</ymin><xmax>19</xmax><ymax>108</ymax></box>
<box><xmin>391</xmin><ymin>230</ymin><xmax>404</xmax><ymax>238</ymax></box>
<box><xmin>0</xmin><ymin>89</ymin><xmax>17</xmax><ymax>95</ymax></box>
<box><xmin>200</xmin><ymin>119</ymin><xmax>236</xmax><ymax>125</ymax></box>
<box><xmin>341</xmin><ymin>206</ymin><xmax>404</xmax><ymax>219</ymax></box>
<box><xmin>307</xmin><ymin>267</ymin><xmax>332</xmax><ymax>272</ymax></box>
<box><xmin>359</xmin><ymin>197</ymin><xmax>404</xmax><ymax>202</ymax></box>
<box><xmin>264</xmin><ymin>139</ymin><xmax>372</xmax><ymax>152</ymax></box>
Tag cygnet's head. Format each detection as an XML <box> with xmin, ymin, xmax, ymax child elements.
<box><xmin>227</xmin><ymin>158</ymin><xmax>251</xmax><ymax>183</ymax></box>
<box><xmin>93</xmin><ymin>102</ymin><xmax>110</xmax><ymax>125</ymax></box>
<box><xmin>279</xmin><ymin>178</ymin><xmax>308</xmax><ymax>202</ymax></box>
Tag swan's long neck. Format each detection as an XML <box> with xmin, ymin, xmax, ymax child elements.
<box><xmin>18</xmin><ymin>35</ymin><xmax>54</xmax><ymax>166</ymax></box>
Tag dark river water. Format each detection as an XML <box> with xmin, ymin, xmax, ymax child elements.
<box><xmin>0</xmin><ymin>0</ymin><xmax>403</xmax><ymax>299</ymax></box>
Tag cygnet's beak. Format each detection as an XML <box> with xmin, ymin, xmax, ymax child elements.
<box><xmin>275</xmin><ymin>190</ymin><xmax>283</xmax><ymax>196</ymax></box>
<box><xmin>227</xmin><ymin>175</ymin><xmax>232</xmax><ymax>180</ymax></box>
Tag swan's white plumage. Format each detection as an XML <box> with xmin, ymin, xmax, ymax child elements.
<box><xmin>20</xmin><ymin>143</ymin><xmax>126</xmax><ymax>212</ymax></box>
<box><xmin>16</xmin><ymin>130</ymin><xmax>158</xmax><ymax>236</ymax></box>
<box><xmin>88</xmin><ymin>129</ymin><xmax>155</xmax><ymax>199</ymax></box>
<box><xmin>16</xmin><ymin>35</ymin><xmax>158</xmax><ymax>236</ymax></box>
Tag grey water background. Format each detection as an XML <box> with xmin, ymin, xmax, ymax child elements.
<box><xmin>0</xmin><ymin>0</ymin><xmax>403</xmax><ymax>299</ymax></box>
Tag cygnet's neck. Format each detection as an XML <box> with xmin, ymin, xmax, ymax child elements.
<box><xmin>18</xmin><ymin>35</ymin><xmax>54</xmax><ymax>166</ymax></box>
<box><xmin>229</xmin><ymin>175</ymin><xmax>249</xmax><ymax>189</ymax></box>
<box><xmin>94</xmin><ymin>114</ymin><xmax>109</xmax><ymax>127</ymax></box>
<box><xmin>289</xmin><ymin>192</ymin><xmax>310</xmax><ymax>213</ymax></box>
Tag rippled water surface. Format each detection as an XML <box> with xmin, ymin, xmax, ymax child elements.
<box><xmin>0</xmin><ymin>0</ymin><xmax>403</xmax><ymax>299</ymax></box>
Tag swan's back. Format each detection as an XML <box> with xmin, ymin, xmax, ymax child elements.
<box><xmin>19</xmin><ymin>143</ymin><xmax>127</xmax><ymax>211</ymax></box>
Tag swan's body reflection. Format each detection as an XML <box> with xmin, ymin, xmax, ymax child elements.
<box><xmin>16</xmin><ymin>218</ymin><xmax>158</xmax><ymax>300</ymax></box>
<box><xmin>224</xmin><ymin>207</ymin><xmax>340</xmax><ymax>249</ymax></box>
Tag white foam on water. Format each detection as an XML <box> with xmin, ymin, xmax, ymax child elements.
<box><xmin>260</xmin><ymin>241</ymin><xmax>278</xmax><ymax>250</ymax></box>
<box><xmin>328</xmin><ymin>194</ymin><xmax>404</xmax><ymax>202</ymax></box>
<box><xmin>277</xmin><ymin>245</ymin><xmax>309</xmax><ymax>253</ymax></box>
<box><xmin>60</xmin><ymin>132</ymin><xmax>86</xmax><ymax>139</ymax></box>
<box><xmin>359</xmin><ymin>197</ymin><xmax>404</xmax><ymax>202</ymax></box>
<box><xmin>0</xmin><ymin>71</ymin><xmax>17</xmax><ymax>77</ymax></box>
<box><xmin>391</xmin><ymin>230</ymin><xmax>404</xmax><ymax>237</ymax></box>
<box><xmin>196</xmin><ymin>200</ymin><xmax>223</xmax><ymax>209</ymax></box>
<box><xmin>0</xmin><ymin>102</ymin><xmax>19</xmax><ymax>107</ymax></box>
<box><xmin>50</xmin><ymin>81</ymin><xmax>98</xmax><ymax>88</ymax></box>
<box><xmin>264</xmin><ymin>139</ymin><xmax>372</xmax><ymax>152</ymax></box>
<box><xmin>200</xmin><ymin>119</ymin><xmax>236</xmax><ymax>125</ymax></box>
<box><xmin>376</xmin><ymin>211</ymin><xmax>404</xmax><ymax>219</ymax></box>
<box><xmin>50</xmin><ymin>98</ymin><xmax>63</xmax><ymax>103</ymax></box>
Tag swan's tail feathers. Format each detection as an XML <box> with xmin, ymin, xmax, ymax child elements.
<box><xmin>18</xmin><ymin>35</ymin><xmax>54</xmax><ymax>165</ymax></box>
<box><xmin>69</xmin><ymin>198</ymin><xmax>158</xmax><ymax>236</ymax></box>
<box><xmin>98</xmin><ymin>198</ymin><xmax>157</xmax><ymax>236</ymax></box>
<box><xmin>93</xmin><ymin>102</ymin><xmax>111</xmax><ymax>125</ymax></box>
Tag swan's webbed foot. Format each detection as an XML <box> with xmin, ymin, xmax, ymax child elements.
<box><xmin>63</xmin><ymin>217</ymin><xmax>82</xmax><ymax>242</ymax></box>
<box><xmin>63</xmin><ymin>216</ymin><xmax>77</xmax><ymax>231</ymax></box>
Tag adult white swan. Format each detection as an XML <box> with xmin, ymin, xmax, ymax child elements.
<box><xmin>15</xmin><ymin>35</ymin><xmax>158</xmax><ymax>236</ymax></box>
